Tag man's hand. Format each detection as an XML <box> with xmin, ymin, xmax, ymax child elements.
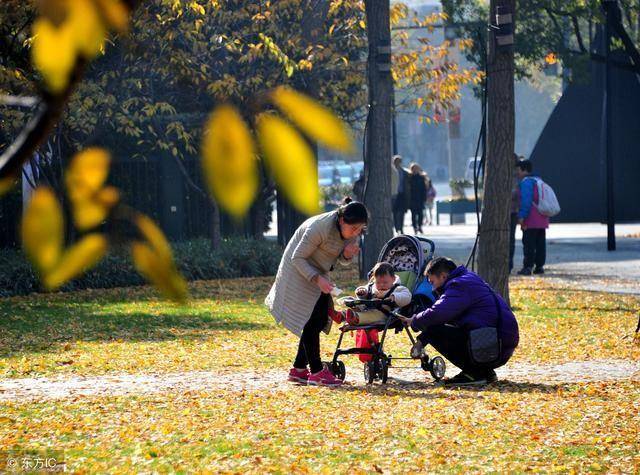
<box><xmin>313</xmin><ymin>275</ymin><xmax>334</xmax><ymax>294</ymax></box>
<box><xmin>342</xmin><ymin>241</ymin><xmax>360</xmax><ymax>260</ymax></box>
<box><xmin>397</xmin><ymin>315</ymin><xmax>413</xmax><ymax>327</ymax></box>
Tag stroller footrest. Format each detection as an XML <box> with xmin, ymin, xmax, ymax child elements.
<box><xmin>335</xmin><ymin>347</ymin><xmax>378</xmax><ymax>356</ymax></box>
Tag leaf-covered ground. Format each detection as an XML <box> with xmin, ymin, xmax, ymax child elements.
<box><xmin>1</xmin><ymin>270</ymin><xmax>639</xmax><ymax>473</ymax></box>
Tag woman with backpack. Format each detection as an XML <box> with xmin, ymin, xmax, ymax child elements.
<box><xmin>515</xmin><ymin>159</ymin><xmax>550</xmax><ymax>275</ymax></box>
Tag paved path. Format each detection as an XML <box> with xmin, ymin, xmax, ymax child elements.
<box><xmin>1</xmin><ymin>360</ymin><xmax>639</xmax><ymax>402</ymax></box>
<box><xmin>408</xmin><ymin>222</ymin><xmax>640</xmax><ymax>294</ymax></box>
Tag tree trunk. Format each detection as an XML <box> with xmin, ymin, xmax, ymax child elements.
<box><xmin>274</xmin><ymin>1</ymin><xmax>328</xmax><ymax>247</ymax></box>
<box><xmin>209</xmin><ymin>198</ymin><xmax>221</xmax><ymax>250</ymax></box>
<box><xmin>478</xmin><ymin>0</ymin><xmax>515</xmax><ymax>302</ymax></box>
<box><xmin>362</xmin><ymin>0</ymin><xmax>394</xmax><ymax>277</ymax></box>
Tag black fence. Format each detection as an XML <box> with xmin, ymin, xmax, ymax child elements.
<box><xmin>0</xmin><ymin>155</ymin><xmax>267</xmax><ymax>249</ymax></box>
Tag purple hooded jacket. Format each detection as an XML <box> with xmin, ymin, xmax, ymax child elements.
<box><xmin>410</xmin><ymin>266</ymin><xmax>519</xmax><ymax>355</ymax></box>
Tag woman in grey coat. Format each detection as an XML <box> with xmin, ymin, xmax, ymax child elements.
<box><xmin>265</xmin><ymin>199</ymin><xmax>369</xmax><ymax>386</ymax></box>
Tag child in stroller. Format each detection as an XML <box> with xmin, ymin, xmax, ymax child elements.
<box><xmin>328</xmin><ymin>235</ymin><xmax>447</xmax><ymax>384</ymax></box>
<box><xmin>329</xmin><ymin>262</ymin><xmax>412</xmax><ymax>326</ymax></box>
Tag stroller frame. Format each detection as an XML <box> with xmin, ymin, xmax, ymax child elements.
<box><xmin>329</xmin><ymin>236</ymin><xmax>447</xmax><ymax>384</ymax></box>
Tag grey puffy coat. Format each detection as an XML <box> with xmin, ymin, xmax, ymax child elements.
<box><xmin>265</xmin><ymin>211</ymin><xmax>355</xmax><ymax>336</ymax></box>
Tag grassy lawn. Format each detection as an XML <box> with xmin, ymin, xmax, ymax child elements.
<box><xmin>1</xmin><ymin>269</ymin><xmax>639</xmax><ymax>472</ymax></box>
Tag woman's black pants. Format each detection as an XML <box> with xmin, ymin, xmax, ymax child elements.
<box><xmin>417</xmin><ymin>324</ymin><xmax>499</xmax><ymax>377</ymax></box>
<box><xmin>293</xmin><ymin>293</ymin><xmax>330</xmax><ymax>374</ymax></box>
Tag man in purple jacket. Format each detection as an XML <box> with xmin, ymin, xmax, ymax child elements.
<box><xmin>399</xmin><ymin>258</ymin><xmax>519</xmax><ymax>386</ymax></box>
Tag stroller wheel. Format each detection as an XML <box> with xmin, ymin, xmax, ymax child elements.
<box><xmin>420</xmin><ymin>356</ymin><xmax>431</xmax><ymax>372</ymax></box>
<box><xmin>331</xmin><ymin>360</ymin><xmax>346</xmax><ymax>381</ymax></box>
<box><xmin>364</xmin><ymin>361</ymin><xmax>375</xmax><ymax>384</ymax></box>
<box><xmin>430</xmin><ymin>356</ymin><xmax>446</xmax><ymax>381</ymax></box>
<box><xmin>379</xmin><ymin>357</ymin><xmax>389</xmax><ymax>384</ymax></box>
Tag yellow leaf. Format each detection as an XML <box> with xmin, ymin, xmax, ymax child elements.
<box><xmin>0</xmin><ymin>174</ymin><xmax>17</xmax><ymax>196</ymax></box>
<box><xmin>131</xmin><ymin>242</ymin><xmax>188</xmax><ymax>303</ymax></box>
<box><xmin>95</xmin><ymin>186</ymin><xmax>120</xmax><ymax>207</ymax></box>
<box><xmin>31</xmin><ymin>18</ymin><xmax>76</xmax><ymax>93</ymax></box>
<box><xmin>134</xmin><ymin>214</ymin><xmax>173</xmax><ymax>264</ymax></box>
<box><xmin>44</xmin><ymin>234</ymin><xmax>108</xmax><ymax>290</ymax></box>
<box><xmin>94</xmin><ymin>0</ymin><xmax>130</xmax><ymax>31</ymax></box>
<box><xmin>270</xmin><ymin>87</ymin><xmax>354</xmax><ymax>153</ymax></box>
<box><xmin>256</xmin><ymin>114</ymin><xmax>320</xmax><ymax>215</ymax></box>
<box><xmin>66</xmin><ymin>148</ymin><xmax>111</xmax><ymax>200</ymax></box>
<box><xmin>21</xmin><ymin>188</ymin><xmax>64</xmax><ymax>274</ymax></box>
<box><xmin>67</xmin><ymin>0</ymin><xmax>107</xmax><ymax>58</ymax></box>
<box><xmin>72</xmin><ymin>199</ymin><xmax>110</xmax><ymax>230</ymax></box>
<box><xmin>201</xmin><ymin>105</ymin><xmax>257</xmax><ymax>217</ymax></box>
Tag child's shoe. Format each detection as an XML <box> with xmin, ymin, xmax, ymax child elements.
<box><xmin>288</xmin><ymin>367</ymin><xmax>310</xmax><ymax>384</ymax></box>
<box><xmin>328</xmin><ymin>308</ymin><xmax>345</xmax><ymax>324</ymax></box>
<box><xmin>307</xmin><ymin>367</ymin><xmax>343</xmax><ymax>386</ymax></box>
<box><xmin>345</xmin><ymin>309</ymin><xmax>359</xmax><ymax>325</ymax></box>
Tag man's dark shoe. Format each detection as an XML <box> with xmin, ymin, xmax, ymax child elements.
<box><xmin>517</xmin><ymin>267</ymin><xmax>532</xmax><ymax>276</ymax></box>
<box><xmin>443</xmin><ymin>371</ymin><xmax>488</xmax><ymax>386</ymax></box>
<box><xmin>486</xmin><ymin>369</ymin><xmax>498</xmax><ymax>383</ymax></box>
<box><xmin>533</xmin><ymin>267</ymin><xmax>545</xmax><ymax>275</ymax></box>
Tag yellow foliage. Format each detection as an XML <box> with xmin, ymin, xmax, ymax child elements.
<box><xmin>32</xmin><ymin>0</ymin><xmax>130</xmax><ymax>92</ymax></box>
<box><xmin>131</xmin><ymin>242</ymin><xmax>188</xmax><ymax>304</ymax></box>
<box><xmin>270</xmin><ymin>87</ymin><xmax>354</xmax><ymax>153</ymax></box>
<box><xmin>134</xmin><ymin>214</ymin><xmax>174</xmax><ymax>265</ymax></box>
<box><xmin>133</xmin><ymin>214</ymin><xmax>188</xmax><ymax>303</ymax></box>
<box><xmin>94</xmin><ymin>0</ymin><xmax>130</xmax><ymax>31</ymax></box>
<box><xmin>66</xmin><ymin>148</ymin><xmax>111</xmax><ymax>199</ymax></box>
<box><xmin>21</xmin><ymin>187</ymin><xmax>64</xmax><ymax>274</ymax></box>
<box><xmin>201</xmin><ymin>105</ymin><xmax>257</xmax><ymax>217</ymax></box>
<box><xmin>31</xmin><ymin>18</ymin><xmax>76</xmax><ymax>93</ymax></box>
<box><xmin>67</xmin><ymin>0</ymin><xmax>107</xmax><ymax>58</ymax></box>
<box><xmin>44</xmin><ymin>234</ymin><xmax>108</xmax><ymax>290</ymax></box>
<box><xmin>66</xmin><ymin>148</ymin><xmax>118</xmax><ymax>230</ymax></box>
<box><xmin>256</xmin><ymin>114</ymin><xmax>320</xmax><ymax>216</ymax></box>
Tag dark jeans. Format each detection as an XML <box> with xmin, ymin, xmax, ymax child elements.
<box><xmin>392</xmin><ymin>195</ymin><xmax>406</xmax><ymax>233</ymax></box>
<box><xmin>411</xmin><ymin>207</ymin><xmax>424</xmax><ymax>232</ymax></box>
<box><xmin>293</xmin><ymin>293</ymin><xmax>330</xmax><ymax>373</ymax></box>
<box><xmin>417</xmin><ymin>324</ymin><xmax>503</xmax><ymax>377</ymax></box>
<box><xmin>509</xmin><ymin>213</ymin><xmax>518</xmax><ymax>272</ymax></box>
<box><xmin>522</xmin><ymin>228</ymin><xmax>546</xmax><ymax>269</ymax></box>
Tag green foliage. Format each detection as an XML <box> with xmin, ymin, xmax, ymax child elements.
<box><xmin>0</xmin><ymin>238</ymin><xmax>283</xmax><ymax>298</ymax></box>
<box><xmin>442</xmin><ymin>0</ymin><xmax>640</xmax><ymax>82</ymax></box>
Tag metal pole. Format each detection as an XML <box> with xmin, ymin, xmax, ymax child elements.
<box><xmin>392</xmin><ymin>110</ymin><xmax>398</xmax><ymax>155</ymax></box>
<box><xmin>604</xmin><ymin>0</ymin><xmax>616</xmax><ymax>250</ymax></box>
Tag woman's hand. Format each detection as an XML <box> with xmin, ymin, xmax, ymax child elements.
<box><xmin>313</xmin><ymin>275</ymin><xmax>335</xmax><ymax>294</ymax></box>
<box><xmin>342</xmin><ymin>241</ymin><xmax>360</xmax><ymax>260</ymax></box>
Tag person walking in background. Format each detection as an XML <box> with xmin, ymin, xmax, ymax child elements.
<box><xmin>409</xmin><ymin>163</ymin><xmax>427</xmax><ymax>234</ymax></box>
<box><xmin>391</xmin><ymin>155</ymin><xmax>411</xmax><ymax>234</ymax></box>
<box><xmin>516</xmin><ymin>159</ymin><xmax>549</xmax><ymax>275</ymax></box>
<box><xmin>509</xmin><ymin>154</ymin><xmax>523</xmax><ymax>273</ymax></box>
<box><xmin>424</xmin><ymin>174</ymin><xmax>436</xmax><ymax>226</ymax></box>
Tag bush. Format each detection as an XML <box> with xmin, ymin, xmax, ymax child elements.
<box><xmin>0</xmin><ymin>238</ymin><xmax>283</xmax><ymax>298</ymax></box>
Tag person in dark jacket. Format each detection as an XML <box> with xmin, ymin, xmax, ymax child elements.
<box><xmin>399</xmin><ymin>257</ymin><xmax>519</xmax><ymax>386</ymax></box>
<box><xmin>409</xmin><ymin>163</ymin><xmax>427</xmax><ymax>234</ymax></box>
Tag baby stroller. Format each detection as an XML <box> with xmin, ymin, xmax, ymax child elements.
<box><xmin>329</xmin><ymin>235</ymin><xmax>446</xmax><ymax>384</ymax></box>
